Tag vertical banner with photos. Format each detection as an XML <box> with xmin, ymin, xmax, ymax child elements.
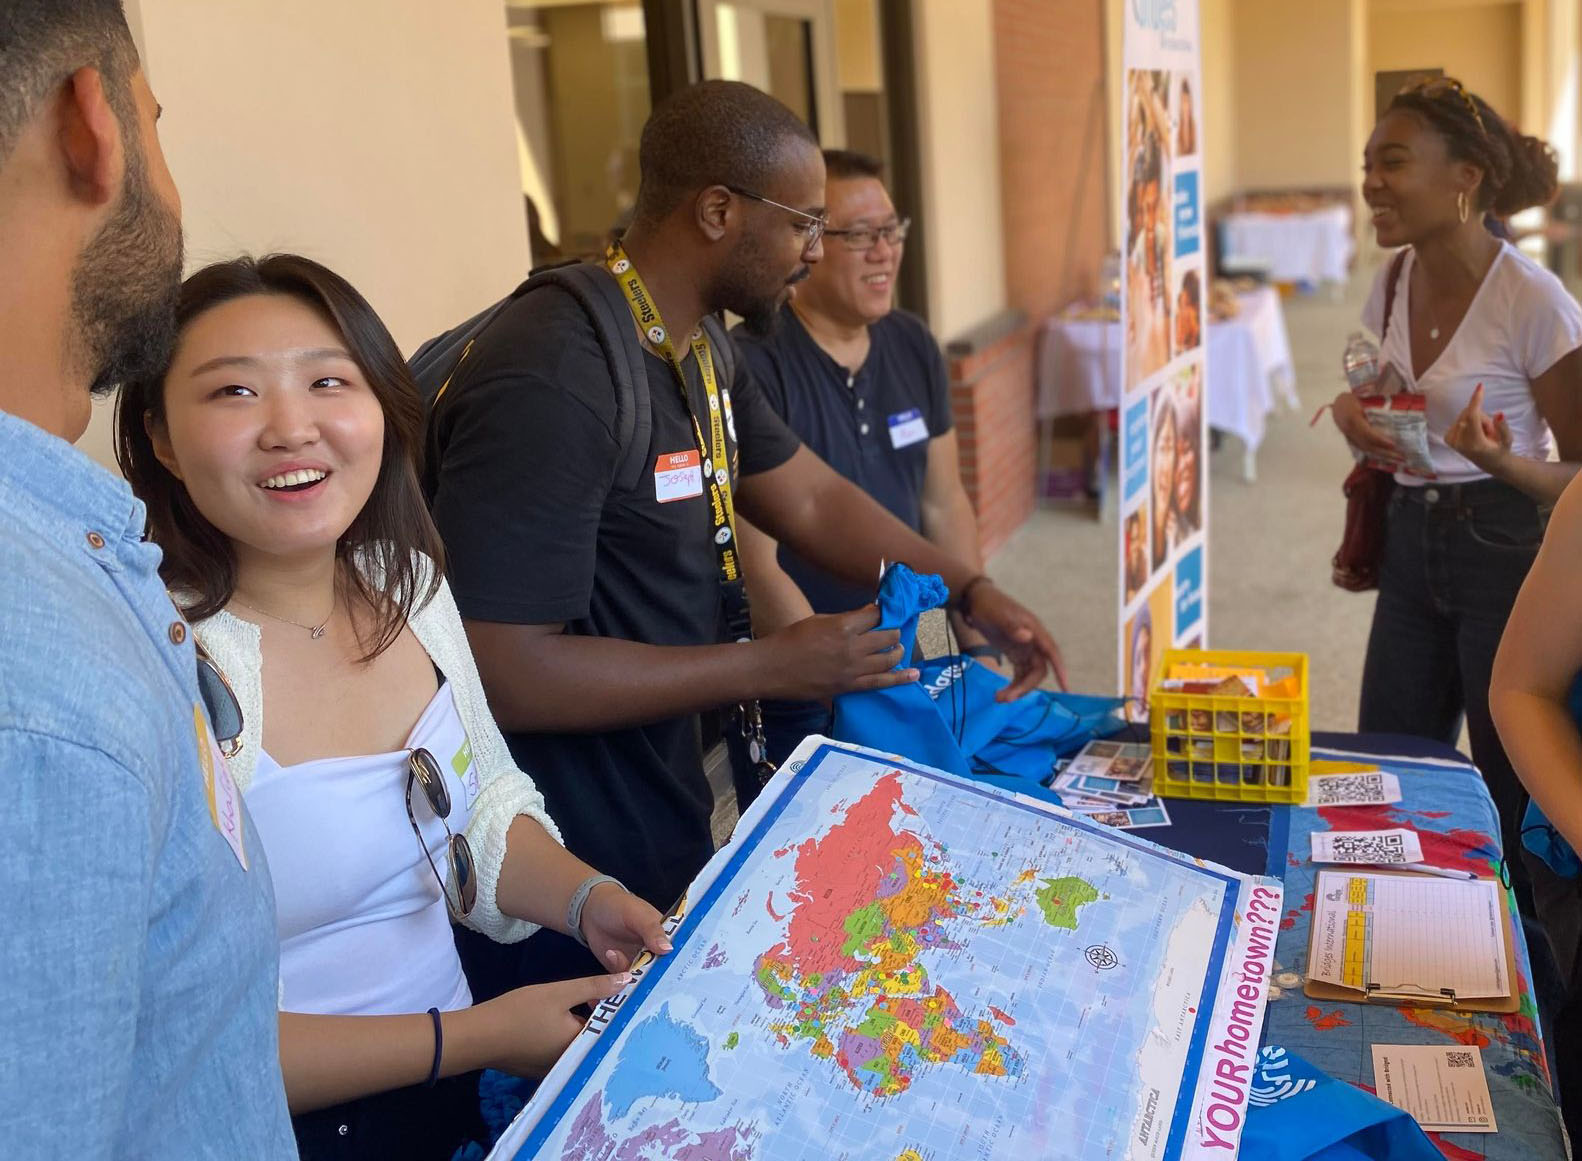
<box><xmin>1120</xmin><ymin>1</ymin><xmax>1209</xmax><ymax>717</ymax></box>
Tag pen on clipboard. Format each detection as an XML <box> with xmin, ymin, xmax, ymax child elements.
<box><xmin>1394</xmin><ymin>862</ymin><xmax>1480</xmax><ymax>881</ymax></box>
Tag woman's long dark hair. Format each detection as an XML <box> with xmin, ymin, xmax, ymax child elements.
<box><xmin>1388</xmin><ymin>77</ymin><xmax>1559</xmax><ymax>217</ymax></box>
<box><xmin>116</xmin><ymin>253</ymin><xmax>443</xmax><ymax>662</ymax></box>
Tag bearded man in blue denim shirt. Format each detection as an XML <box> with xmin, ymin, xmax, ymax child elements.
<box><xmin>0</xmin><ymin>4</ymin><xmax>294</xmax><ymax>1157</ymax></box>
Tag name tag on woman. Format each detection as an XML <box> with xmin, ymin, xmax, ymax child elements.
<box><xmin>194</xmin><ymin>704</ymin><xmax>248</xmax><ymax>870</ymax></box>
<box><xmin>888</xmin><ymin>409</ymin><xmax>929</xmax><ymax>450</ymax></box>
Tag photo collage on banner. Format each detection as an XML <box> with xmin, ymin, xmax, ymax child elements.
<box><xmin>1120</xmin><ymin>0</ymin><xmax>1208</xmax><ymax>718</ymax></box>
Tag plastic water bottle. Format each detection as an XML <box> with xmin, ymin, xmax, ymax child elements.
<box><xmin>1100</xmin><ymin>251</ymin><xmax>1122</xmax><ymax>312</ymax></box>
<box><xmin>1342</xmin><ymin>332</ymin><xmax>1379</xmax><ymax>393</ymax></box>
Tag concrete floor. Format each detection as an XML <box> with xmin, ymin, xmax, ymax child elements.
<box><xmin>984</xmin><ymin>272</ymin><xmax>1381</xmax><ymax>732</ymax></box>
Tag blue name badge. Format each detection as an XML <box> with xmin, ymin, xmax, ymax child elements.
<box><xmin>887</xmin><ymin>408</ymin><xmax>930</xmax><ymax>450</ymax></box>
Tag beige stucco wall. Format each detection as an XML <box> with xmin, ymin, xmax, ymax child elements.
<box><xmin>913</xmin><ymin>0</ymin><xmax>1009</xmax><ymax>340</ymax></box>
<box><xmin>1370</xmin><ymin>2</ymin><xmax>1523</xmax><ymax>126</ymax></box>
<box><xmin>835</xmin><ymin>0</ymin><xmax>883</xmax><ymax>91</ymax></box>
<box><xmin>1233</xmin><ymin>0</ymin><xmax>1366</xmax><ymax>191</ymax></box>
<box><xmin>85</xmin><ymin>0</ymin><xmax>529</xmax><ymax>469</ymax></box>
<box><xmin>1199</xmin><ymin>0</ymin><xmax>1237</xmax><ymax>208</ymax></box>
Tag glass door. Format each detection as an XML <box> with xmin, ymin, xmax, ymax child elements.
<box><xmin>697</xmin><ymin>0</ymin><xmax>846</xmax><ymax>146</ymax></box>
<box><xmin>504</xmin><ymin>0</ymin><xmax>653</xmax><ymax>264</ymax></box>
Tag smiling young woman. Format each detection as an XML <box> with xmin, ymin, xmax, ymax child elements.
<box><xmin>114</xmin><ymin>255</ymin><xmax>669</xmax><ymax>1161</ymax></box>
<box><xmin>1330</xmin><ymin>79</ymin><xmax>1582</xmax><ymax>906</ymax></box>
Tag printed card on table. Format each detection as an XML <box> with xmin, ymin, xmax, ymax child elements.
<box><xmin>1310</xmin><ymin>828</ymin><xmax>1423</xmax><ymax>866</ymax></box>
<box><xmin>1304</xmin><ymin>771</ymin><xmax>1402</xmax><ymax>808</ymax></box>
<box><xmin>1371</xmin><ymin>1044</ymin><xmax>1497</xmax><ymax>1132</ymax></box>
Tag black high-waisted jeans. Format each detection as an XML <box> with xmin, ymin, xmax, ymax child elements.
<box><xmin>1358</xmin><ymin>477</ymin><xmax>1546</xmax><ymax>904</ymax></box>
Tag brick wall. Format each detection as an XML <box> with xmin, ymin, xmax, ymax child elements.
<box><xmin>948</xmin><ymin>322</ymin><xmax>1039</xmax><ymax>558</ymax></box>
<box><xmin>993</xmin><ymin>0</ymin><xmax>1110</xmax><ymax>320</ymax></box>
<box><xmin>943</xmin><ymin>0</ymin><xmax>1109</xmax><ymax>558</ymax></box>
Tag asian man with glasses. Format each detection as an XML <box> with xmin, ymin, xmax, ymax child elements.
<box><xmin>730</xmin><ymin>149</ymin><xmax>1065</xmax><ymax>780</ymax></box>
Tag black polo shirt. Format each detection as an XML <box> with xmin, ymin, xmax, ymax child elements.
<box><xmin>427</xmin><ymin>284</ymin><xmax>799</xmax><ymax>911</ymax></box>
<box><xmin>734</xmin><ymin>305</ymin><xmax>952</xmax><ymax>614</ymax></box>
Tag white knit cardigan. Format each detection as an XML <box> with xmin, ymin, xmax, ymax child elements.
<box><xmin>189</xmin><ymin>555</ymin><xmax>562</xmax><ymax>945</ymax></box>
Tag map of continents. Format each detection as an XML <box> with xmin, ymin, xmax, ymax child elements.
<box><xmin>754</xmin><ymin>771</ymin><xmax>1097</xmax><ymax>1096</ymax></box>
<box><xmin>523</xmin><ymin>751</ymin><xmax>1232</xmax><ymax>1161</ymax></box>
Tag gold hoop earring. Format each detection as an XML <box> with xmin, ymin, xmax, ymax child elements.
<box><xmin>1457</xmin><ymin>191</ymin><xmax>1470</xmax><ymax>224</ymax></box>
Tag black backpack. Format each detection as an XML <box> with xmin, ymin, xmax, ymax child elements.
<box><xmin>411</xmin><ymin>260</ymin><xmax>736</xmax><ymax>500</ymax></box>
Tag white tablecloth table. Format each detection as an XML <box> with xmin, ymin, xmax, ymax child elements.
<box><xmin>1225</xmin><ymin>284</ymin><xmax>1297</xmax><ymax>411</ymax></box>
<box><xmin>1036</xmin><ymin>288</ymin><xmax>1296</xmax><ymax>482</ymax></box>
<box><xmin>1220</xmin><ymin>204</ymin><xmax>1354</xmax><ymax>286</ymax></box>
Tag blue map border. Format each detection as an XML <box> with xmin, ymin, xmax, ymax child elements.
<box><xmin>512</xmin><ymin>741</ymin><xmax>1246</xmax><ymax>1160</ymax></box>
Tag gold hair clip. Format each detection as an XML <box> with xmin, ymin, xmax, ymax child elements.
<box><xmin>1401</xmin><ymin>75</ymin><xmax>1488</xmax><ymax>139</ymax></box>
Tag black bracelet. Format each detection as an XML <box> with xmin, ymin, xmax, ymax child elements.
<box><xmin>963</xmin><ymin>644</ymin><xmax>1004</xmax><ymax>662</ymax></box>
<box><xmin>954</xmin><ymin>575</ymin><xmax>994</xmax><ymax>617</ymax></box>
<box><xmin>425</xmin><ymin>1007</ymin><xmax>443</xmax><ymax>1088</ymax></box>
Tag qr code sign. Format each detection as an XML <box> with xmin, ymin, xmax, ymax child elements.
<box><xmin>1445</xmin><ymin>1051</ymin><xmax>1476</xmax><ymax>1069</ymax></box>
<box><xmin>1312</xmin><ymin>774</ymin><xmax>1387</xmax><ymax>806</ymax></box>
<box><xmin>1330</xmin><ymin>832</ymin><xmax>1407</xmax><ymax>863</ymax></box>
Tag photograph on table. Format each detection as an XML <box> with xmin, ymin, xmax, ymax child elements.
<box><xmin>1172</xmin><ymin>266</ymin><xmax>1201</xmax><ymax>357</ymax></box>
<box><xmin>1124</xmin><ymin>68</ymin><xmax>1173</xmax><ymax>390</ymax></box>
<box><xmin>1124</xmin><ymin>506</ymin><xmax>1149</xmax><ymax>605</ymax></box>
<box><xmin>1123</xmin><ymin>576</ymin><xmax>1175</xmax><ymax>720</ymax></box>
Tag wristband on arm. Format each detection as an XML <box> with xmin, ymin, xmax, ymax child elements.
<box><xmin>567</xmin><ymin>874</ymin><xmax>626</xmax><ymax>947</ymax></box>
<box><xmin>424</xmin><ymin>1007</ymin><xmax>443</xmax><ymax>1088</ymax></box>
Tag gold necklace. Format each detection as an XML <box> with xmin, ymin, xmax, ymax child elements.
<box><xmin>231</xmin><ymin>595</ymin><xmax>334</xmax><ymax>640</ymax></box>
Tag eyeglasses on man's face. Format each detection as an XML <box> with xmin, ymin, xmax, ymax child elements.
<box><xmin>823</xmin><ymin>217</ymin><xmax>911</xmax><ymax>253</ymax></box>
<box><xmin>726</xmin><ymin>185</ymin><xmax>827</xmax><ymax>252</ymax></box>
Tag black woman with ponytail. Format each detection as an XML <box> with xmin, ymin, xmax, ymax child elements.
<box><xmin>1329</xmin><ymin>76</ymin><xmax>1582</xmax><ymax>910</ymax></box>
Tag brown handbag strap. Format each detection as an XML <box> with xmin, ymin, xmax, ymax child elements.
<box><xmin>1380</xmin><ymin>248</ymin><xmax>1409</xmax><ymax>341</ymax></box>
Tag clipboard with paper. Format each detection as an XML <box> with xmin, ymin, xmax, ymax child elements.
<box><xmin>1303</xmin><ymin>868</ymin><xmax>1519</xmax><ymax>1014</ymax></box>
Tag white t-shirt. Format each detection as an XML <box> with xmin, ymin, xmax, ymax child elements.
<box><xmin>1363</xmin><ymin>242</ymin><xmax>1582</xmax><ymax>484</ymax></box>
<box><xmin>248</xmin><ymin>681</ymin><xmax>480</xmax><ymax>1016</ymax></box>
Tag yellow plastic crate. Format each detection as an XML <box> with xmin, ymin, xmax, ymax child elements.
<box><xmin>1148</xmin><ymin>649</ymin><xmax>1310</xmax><ymax>804</ymax></box>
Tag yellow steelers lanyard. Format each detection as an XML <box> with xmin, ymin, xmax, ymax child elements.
<box><xmin>605</xmin><ymin>244</ymin><xmax>773</xmax><ymax>775</ymax></box>
<box><xmin>605</xmin><ymin>242</ymin><xmax>750</xmax><ymax>633</ymax></box>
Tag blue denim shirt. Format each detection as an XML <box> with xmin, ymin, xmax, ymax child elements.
<box><xmin>0</xmin><ymin>411</ymin><xmax>295</xmax><ymax>1159</ymax></box>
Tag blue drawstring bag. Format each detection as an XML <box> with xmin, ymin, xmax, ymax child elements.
<box><xmin>1521</xmin><ymin>673</ymin><xmax>1582</xmax><ymax>878</ymax></box>
<box><xmin>830</xmin><ymin>564</ymin><xmax>1124</xmax><ymax>802</ymax></box>
<box><xmin>1241</xmin><ymin>1046</ymin><xmax>1441</xmax><ymax>1161</ymax></box>
<box><xmin>918</xmin><ymin>653</ymin><xmax>1126</xmax><ymax>780</ymax></box>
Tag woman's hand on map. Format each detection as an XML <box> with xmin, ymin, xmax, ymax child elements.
<box><xmin>581</xmin><ymin>883</ymin><xmax>674</xmax><ymax>971</ymax></box>
<box><xmin>476</xmin><ymin>973</ymin><xmax>634</xmax><ymax>1077</ymax></box>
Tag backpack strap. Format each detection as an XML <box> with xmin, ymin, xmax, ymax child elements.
<box><xmin>417</xmin><ymin>261</ymin><xmax>652</xmax><ymax>499</ymax></box>
<box><xmin>1380</xmin><ymin>248</ymin><xmax>1409</xmax><ymax>342</ymax></box>
<box><xmin>409</xmin><ymin>279</ymin><xmax>534</xmax><ymax>409</ymax></box>
<box><xmin>526</xmin><ymin>264</ymin><xmax>652</xmax><ymax>494</ymax></box>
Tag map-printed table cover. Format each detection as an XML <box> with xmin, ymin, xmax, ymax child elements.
<box><xmin>1267</xmin><ymin>747</ymin><xmax>1564</xmax><ymax>1160</ymax></box>
<box><xmin>492</xmin><ymin>738</ymin><xmax>1281</xmax><ymax>1161</ymax></box>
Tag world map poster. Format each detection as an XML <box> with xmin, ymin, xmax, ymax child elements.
<box><xmin>491</xmin><ymin>738</ymin><xmax>1282</xmax><ymax>1160</ymax></box>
